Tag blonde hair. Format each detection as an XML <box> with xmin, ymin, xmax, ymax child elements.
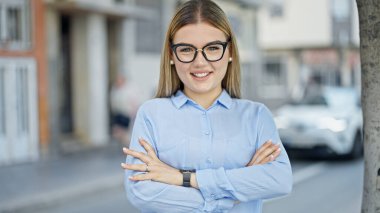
<box><xmin>155</xmin><ymin>0</ymin><xmax>241</xmax><ymax>98</ymax></box>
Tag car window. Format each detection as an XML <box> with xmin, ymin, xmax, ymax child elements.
<box><xmin>325</xmin><ymin>89</ymin><xmax>358</xmax><ymax>108</ymax></box>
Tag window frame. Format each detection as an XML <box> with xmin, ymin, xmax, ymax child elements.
<box><xmin>0</xmin><ymin>0</ymin><xmax>31</xmax><ymax>51</ymax></box>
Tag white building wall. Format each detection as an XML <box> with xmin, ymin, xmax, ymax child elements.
<box><xmin>87</xmin><ymin>14</ymin><xmax>109</xmax><ymax>145</ymax></box>
<box><xmin>72</xmin><ymin>15</ymin><xmax>90</xmax><ymax>143</ymax></box>
<box><xmin>71</xmin><ymin>14</ymin><xmax>109</xmax><ymax>146</ymax></box>
<box><xmin>258</xmin><ymin>0</ymin><xmax>332</xmax><ymax>49</ymax></box>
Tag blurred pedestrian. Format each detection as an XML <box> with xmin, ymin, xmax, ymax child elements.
<box><xmin>110</xmin><ymin>74</ymin><xmax>142</xmax><ymax>147</ymax></box>
<box><xmin>121</xmin><ymin>0</ymin><xmax>292</xmax><ymax>212</ymax></box>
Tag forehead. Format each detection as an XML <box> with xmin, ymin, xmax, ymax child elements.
<box><xmin>173</xmin><ymin>22</ymin><xmax>226</xmax><ymax>45</ymax></box>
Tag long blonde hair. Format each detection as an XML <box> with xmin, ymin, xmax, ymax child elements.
<box><xmin>155</xmin><ymin>0</ymin><xmax>241</xmax><ymax>98</ymax></box>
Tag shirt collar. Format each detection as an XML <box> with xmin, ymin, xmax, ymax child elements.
<box><xmin>216</xmin><ymin>90</ymin><xmax>233</xmax><ymax>109</ymax></box>
<box><xmin>171</xmin><ymin>89</ymin><xmax>233</xmax><ymax>109</ymax></box>
<box><xmin>171</xmin><ymin>90</ymin><xmax>188</xmax><ymax>109</ymax></box>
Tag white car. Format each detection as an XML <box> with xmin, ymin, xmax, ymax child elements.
<box><xmin>275</xmin><ymin>87</ymin><xmax>363</xmax><ymax>158</ymax></box>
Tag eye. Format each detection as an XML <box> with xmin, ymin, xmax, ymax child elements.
<box><xmin>177</xmin><ymin>46</ymin><xmax>195</xmax><ymax>53</ymax></box>
<box><xmin>205</xmin><ymin>44</ymin><xmax>222</xmax><ymax>51</ymax></box>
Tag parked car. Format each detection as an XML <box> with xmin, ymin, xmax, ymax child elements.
<box><xmin>275</xmin><ymin>86</ymin><xmax>363</xmax><ymax>158</ymax></box>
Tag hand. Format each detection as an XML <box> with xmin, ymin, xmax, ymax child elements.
<box><xmin>121</xmin><ymin>138</ymin><xmax>183</xmax><ymax>186</ymax></box>
<box><xmin>246</xmin><ymin>140</ymin><xmax>281</xmax><ymax>166</ymax></box>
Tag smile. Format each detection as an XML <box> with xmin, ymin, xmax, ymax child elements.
<box><xmin>191</xmin><ymin>72</ymin><xmax>211</xmax><ymax>78</ymax></box>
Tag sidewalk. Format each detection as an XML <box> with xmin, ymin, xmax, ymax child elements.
<box><xmin>0</xmin><ymin>142</ymin><xmax>126</xmax><ymax>213</ymax></box>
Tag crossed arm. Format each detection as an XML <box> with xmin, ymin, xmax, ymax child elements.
<box><xmin>121</xmin><ymin>139</ymin><xmax>289</xmax><ymax>213</ymax></box>
<box><xmin>122</xmin><ymin>138</ymin><xmax>281</xmax><ymax>188</ymax></box>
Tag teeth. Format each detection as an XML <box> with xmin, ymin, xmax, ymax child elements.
<box><xmin>193</xmin><ymin>72</ymin><xmax>209</xmax><ymax>78</ymax></box>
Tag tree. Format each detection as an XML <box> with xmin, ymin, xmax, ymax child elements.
<box><xmin>356</xmin><ymin>0</ymin><xmax>380</xmax><ymax>212</ymax></box>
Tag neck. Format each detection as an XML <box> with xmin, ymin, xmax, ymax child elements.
<box><xmin>184</xmin><ymin>88</ymin><xmax>222</xmax><ymax>109</ymax></box>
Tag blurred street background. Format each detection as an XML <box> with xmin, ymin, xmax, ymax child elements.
<box><xmin>0</xmin><ymin>0</ymin><xmax>362</xmax><ymax>212</ymax></box>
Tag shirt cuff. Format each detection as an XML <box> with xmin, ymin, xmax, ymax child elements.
<box><xmin>196</xmin><ymin>168</ymin><xmax>234</xmax><ymax>200</ymax></box>
<box><xmin>201</xmin><ymin>198</ymin><xmax>234</xmax><ymax>213</ymax></box>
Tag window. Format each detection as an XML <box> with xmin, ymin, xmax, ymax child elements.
<box><xmin>0</xmin><ymin>0</ymin><xmax>31</xmax><ymax>50</ymax></box>
<box><xmin>135</xmin><ymin>0</ymin><xmax>163</xmax><ymax>53</ymax></box>
<box><xmin>259</xmin><ymin>56</ymin><xmax>287</xmax><ymax>98</ymax></box>
<box><xmin>15</xmin><ymin>66</ymin><xmax>29</xmax><ymax>134</ymax></box>
<box><xmin>264</xmin><ymin>59</ymin><xmax>285</xmax><ymax>85</ymax></box>
<box><xmin>269</xmin><ymin>0</ymin><xmax>284</xmax><ymax>18</ymax></box>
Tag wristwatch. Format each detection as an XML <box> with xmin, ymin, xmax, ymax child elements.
<box><xmin>180</xmin><ymin>169</ymin><xmax>195</xmax><ymax>187</ymax></box>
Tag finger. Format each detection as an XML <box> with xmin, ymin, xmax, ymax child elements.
<box><xmin>254</xmin><ymin>143</ymin><xmax>280</xmax><ymax>164</ymax></box>
<box><xmin>258</xmin><ymin>148</ymin><xmax>281</xmax><ymax>164</ymax></box>
<box><xmin>139</xmin><ymin>138</ymin><xmax>158</xmax><ymax>160</ymax></box>
<box><xmin>253</xmin><ymin>143</ymin><xmax>280</xmax><ymax>164</ymax></box>
<box><xmin>251</xmin><ymin>140</ymin><xmax>272</xmax><ymax>163</ymax></box>
<box><xmin>123</xmin><ymin>147</ymin><xmax>151</xmax><ymax>163</ymax></box>
<box><xmin>129</xmin><ymin>173</ymin><xmax>154</xmax><ymax>181</ymax></box>
<box><xmin>121</xmin><ymin>163</ymin><xmax>149</xmax><ymax>172</ymax></box>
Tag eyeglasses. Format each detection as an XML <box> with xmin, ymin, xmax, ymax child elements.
<box><xmin>171</xmin><ymin>39</ymin><xmax>230</xmax><ymax>63</ymax></box>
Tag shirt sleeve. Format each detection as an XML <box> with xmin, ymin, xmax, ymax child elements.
<box><xmin>195</xmin><ymin>105</ymin><xmax>293</xmax><ymax>202</ymax></box>
<box><xmin>124</xmin><ymin>104</ymin><xmax>235</xmax><ymax>213</ymax></box>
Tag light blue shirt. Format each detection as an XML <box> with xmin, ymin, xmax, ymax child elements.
<box><xmin>125</xmin><ymin>90</ymin><xmax>292</xmax><ymax>213</ymax></box>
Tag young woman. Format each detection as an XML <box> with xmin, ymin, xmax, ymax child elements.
<box><xmin>121</xmin><ymin>0</ymin><xmax>292</xmax><ymax>212</ymax></box>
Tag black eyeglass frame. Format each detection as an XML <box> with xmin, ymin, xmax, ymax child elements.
<box><xmin>170</xmin><ymin>38</ymin><xmax>231</xmax><ymax>63</ymax></box>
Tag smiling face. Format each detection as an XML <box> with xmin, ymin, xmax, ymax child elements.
<box><xmin>171</xmin><ymin>22</ymin><xmax>230</xmax><ymax>100</ymax></box>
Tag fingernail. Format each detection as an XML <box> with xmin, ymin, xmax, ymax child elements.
<box><xmin>276</xmin><ymin>148</ymin><xmax>281</xmax><ymax>152</ymax></box>
<box><xmin>128</xmin><ymin>176</ymin><xmax>135</xmax><ymax>180</ymax></box>
<box><xmin>123</xmin><ymin>147</ymin><xmax>128</xmax><ymax>152</ymax></box>
<box><xmin>121</xmin><ymin>163</ymin><xmax>126</xmax><ymax>167</ymax></box>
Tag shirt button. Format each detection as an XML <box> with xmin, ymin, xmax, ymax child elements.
<box><xmin>207</xmin><ymin>158</ymin><xmax>212</xmax><ymax>164</ymax></box>
<box><xmin>204</xmin><ymin>131</ymin><xmax>209</xmax><ymax>135</ymax></box>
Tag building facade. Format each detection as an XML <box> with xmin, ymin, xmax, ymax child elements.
<box><xmin>44</xmin><ymin>0</ymin><xmax>155</xmax><ymax>153</ymax></box>
<box><xmin>0</xmin><ymin>0</ymin><xmax>47</xmax><ymax>165</ymax></box>
<box><xmin>256</xmin><ymin>0</ymin><xmax>360</xmax><ymax>108</ymax></box>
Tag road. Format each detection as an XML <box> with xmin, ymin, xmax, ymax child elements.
<box><xmin>32</xmin><ymin>157</ymin><xmax>363</xmax><ymax>213</ymax></box>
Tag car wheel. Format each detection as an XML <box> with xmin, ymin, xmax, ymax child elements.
<box><xmin>346</xmin><ymin>131</ymin><xmax>363</xmax><ymax>159</ymax></box>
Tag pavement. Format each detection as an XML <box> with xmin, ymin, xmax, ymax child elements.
<box><xmin>0</xmin><ymin>141</ymin><xmax>126</xmax><ymax>213</ymax></box>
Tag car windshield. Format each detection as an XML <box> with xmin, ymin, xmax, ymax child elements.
<box><xmin>291</xmin><ymin>87</ymin><xmax>358</xmax><ymax>107</ymax></box>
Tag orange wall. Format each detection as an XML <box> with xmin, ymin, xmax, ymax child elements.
<box><xmin>34</xmin><ymin>0</ymin><xmax>50</xmax><ymax>148</ymax></box>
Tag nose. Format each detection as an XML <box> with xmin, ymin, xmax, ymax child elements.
<box><xmin>193</xmin><ymin>49</ymin><xmax>207</xmax><ymax>65</ymax></box>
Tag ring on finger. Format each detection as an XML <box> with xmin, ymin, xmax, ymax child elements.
<box><xmin>145</xmin><ymin>164</ymin><xmax>149</xmax><ymax>172</ymax></box>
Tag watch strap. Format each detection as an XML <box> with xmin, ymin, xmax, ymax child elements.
<box><xmin>180</xmin><ymin>169</ymin><xmax>195</xmax><ymax>187</ymax></box>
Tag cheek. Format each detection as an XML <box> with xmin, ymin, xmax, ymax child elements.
<box><xmin>215</xmin><ymin>61</ymin><xmax>229</xmax><ymax>76</ymax></box>
<box><xmin>174</xmin><ymin>64</ymin><xmax>189</xmax><ymax>79</ymax></box>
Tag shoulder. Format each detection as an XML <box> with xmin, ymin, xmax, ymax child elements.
<box><xmin>136</xmin><ymin>98</ymin><xmax>173</xmax><ymax>116</ymax></box>
<box><xmin>232</xmin><ymin>98</ymin><xmax>269</xmax><ymax>113</ymax></box>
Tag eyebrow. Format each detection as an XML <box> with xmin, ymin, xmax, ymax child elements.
<box><xmin>172</xmin><ymin>40</ymin><xmax>227</xmax><ymax>47</ymax></box>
